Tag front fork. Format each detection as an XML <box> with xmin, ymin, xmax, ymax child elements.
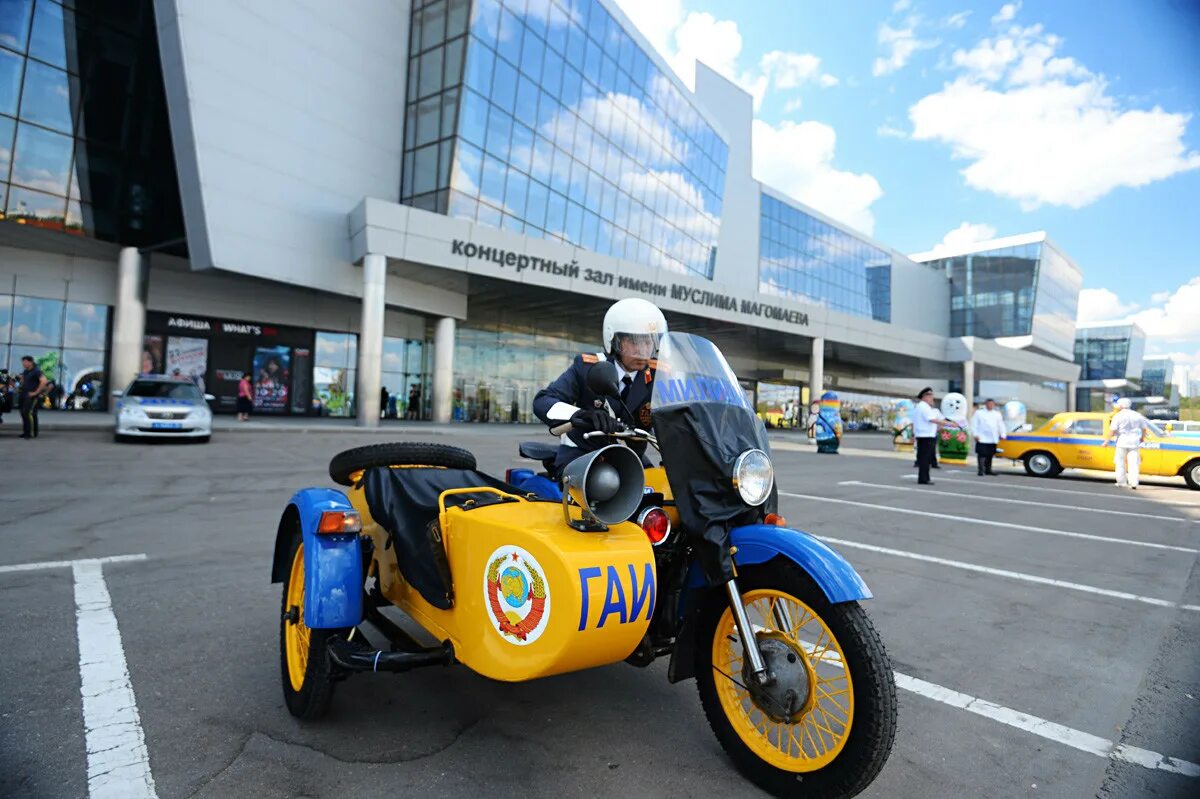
<box><xmin>725</xmin><ymin>578</ymin><xmax>779</xmax><ymax>686</ymax></box>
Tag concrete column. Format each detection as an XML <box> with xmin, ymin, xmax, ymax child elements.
<box><xmin>1066</xmin><ymin>382</ymin><xmax>1076</xmax><ymax>412</ymax></box>
<box><xmin>432</xmin><ymin>316</ymin><xmax>455</xmax><ymax>423</ymax></box>
<box><xmin>808</xmin><ymin>337</ymin><xmax>824</xmax><ymax>439</ymax></box>
<box><xmin>962</xmin><ymin>360</ymin><xmax>975</xmax><ymax>408</ymax></box>
<box><xmin>110</xmin><ymin>247</ymin><xmax>146</xmax><ymax>392</ymax></box>
<box><xmin>356</xmin><ymin>253</ymin><xmax>386</xmax><ymax>427</ymax></box>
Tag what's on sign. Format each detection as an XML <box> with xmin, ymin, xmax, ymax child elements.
<box><xmin>577</xmin><ymin>563</ymin><xmax>655</xmax><ymax>631</ymax></box>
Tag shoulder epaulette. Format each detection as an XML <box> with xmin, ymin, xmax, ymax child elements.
<box><xmin>581</xmin><ymin>353</ymin><xmax>599</xmax><ymax>363</ymax></box>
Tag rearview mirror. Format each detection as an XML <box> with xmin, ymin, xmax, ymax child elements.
<box><xmin>586</xmin><ymin>360</ymin><xmax>620</xmax><ymax>398</ymax></box>
<box><xmin>111</xmin><ymin>390</ymin><xmax>124</xmax><ymax>398</ymax></box>
<box><xmin>203</xmin><ymin>393</ymin><xmax>215</xmax><ymax>402</ymax></box>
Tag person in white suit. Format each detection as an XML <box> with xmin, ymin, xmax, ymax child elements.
<box><xmin>1105</xmin><ymin>398</ymin><xmax>1151</xmax><ymax>489</ymax></box>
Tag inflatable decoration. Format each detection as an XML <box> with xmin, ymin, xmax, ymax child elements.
<box><xmin>1002</xmin><ymin>400</ymin><xmax>1027</xmax><ymax>433</ymax></box>
<box><xmin>937</xmin><ymin>392</ymin><xmax>970</xmax><ymax>462</ymax></box>
<box><xmin>810</xmin><ymin>391</ymin><xmax>843</xmax><ymax>454</ymax></box>
<box><xmin>892</xmin><ymin>399</ymin><xmax>914</xmax><ymax>451</ymax></box>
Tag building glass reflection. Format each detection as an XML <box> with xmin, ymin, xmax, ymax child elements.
<box><xmin>0</xmin><ymin>0</ymin><xmax>185</xmax><ymax>249</ymax></box>
<box><xmin>918</xmin><ymin>238</ymin><xmax>1081</xmax><ymax>361</ymax></box>
<box><xmin>401</xmin><ymin>0</ymin><xmax>728</xmax><ymax>279</ymax></box>
<box><xmin>758</xmin><ymin>194</ymin><xmax>893</xmax><ymax>322</ymax></box>
<box><xmin>1</xmin><ymin>291</ymin><xmax>110</xmax><ymax>410</ymax></box>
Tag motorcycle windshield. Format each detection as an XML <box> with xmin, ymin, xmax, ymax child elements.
<box><xmin>651</xmin><ymin>333</ymin><xmax>775</xmax><ymax>584</ymax></box>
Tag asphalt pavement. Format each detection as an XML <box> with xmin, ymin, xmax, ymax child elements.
<box><xmin>1</xmin><ymin>423</ymin><xmax>1197</xmax><ymax>798</ymax></box>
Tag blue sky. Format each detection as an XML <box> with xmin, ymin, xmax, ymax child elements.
<box><xmin>613</xmin><ymin>0</ymin><xmax>1200</xmax><ymax>377</ymax></box>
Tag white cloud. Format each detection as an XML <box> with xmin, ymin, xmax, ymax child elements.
<box><xmin>873</xmin><ymin>21</ymin><xmax>939</xmax><ymax>77</ymax></box>
<box><xmin>751</xmin><ymin>119</ymin><xmax>883</xmax><ymax>234</ymax></box>
<box><xmin>876</xmin><ymin>123</ymin><xmax>908</xmax><ymax>138</ymax></box>
<box><xmin>1150</xmin><ymin>291</ymin><xmax>1170</xmax><ymax>303</ymax></box>
<box><xmin>1127</xmin><ymin>278</ymin><xmax>1200</xmax><ymax>343</ymax></box>
<box><xmin>991</xmin><ymin>2</ymin><xmax>1021</xmax><ymax>24</ymax></box>
<box><xmin>945</xmin><ymin>11</ymin><xmax>971</xmax><ymax>29</ymax></box>
<box><xmin>611</xmin><ymin>0</ymin><xmax>881</xmax><ymax>232</ymax></box>
<box><xmin>893</xmin><ymin>0</ymin><xmax>912</xmax><ymax>12</ymax></box>
<box><xmin>928</xmin><ymin>222</ymin><xmax>997</xmax><ymax>256</ymax></box>
<box><xmin>1076</xmin><ymin>288</ymin><xmax>1139</xmax><ymax>323</ymax></box>
<box><xmin>910</xmin><ymin>24</ymin><xmax>1200</xmax><ymax>209</ymax></box>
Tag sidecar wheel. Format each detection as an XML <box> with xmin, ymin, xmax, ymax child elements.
<box><xmin>280</xmin><ymin>530</ymin><xmax>343</xmax><ymax>719</ymax></box>
<box><xmin>328</xmin><ymin>442</ymin><xmax>476</xmax><ymax>486</ymax></box>
<box><xmin>695</xmin><ymin>560</ymin><xmax>897</xmax><ymax>798</ymax></box>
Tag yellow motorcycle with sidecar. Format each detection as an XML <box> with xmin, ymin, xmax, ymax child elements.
<box><xmin>270</xmin><ymin>332</ymin><xmax>897</xmax><ymax>798</ymax></box>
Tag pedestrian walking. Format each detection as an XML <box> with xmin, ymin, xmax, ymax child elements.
<box><xmin>1105</xmin><ymin>397</ymin><xmax>1151</xmax><ymax>488</ymax></box>
<box><xmin>971</xmin><ymin>398</ymin><xmax>1006</xmax><ymax>476</ymax></box>
<box><xmin>17</xmin><ymin>356</ymin><xmax>48</xmax><ymax>439</ymax></box>
<box><xmin>237</xmin><ymin>372</ymin><xmax>254</xmax><ymax>421</ymax></box>
<box><xmin>913</xmin><ymin>387</ymin><xmax>960</xmax><ymax>485</ymax></box>
<box><xmin>407</xmin><ymin>384</ymin><xmax>421</xmax><ymax>420</ymax></box>
<box><xmin>380</xmin><ymin>386</ymin><xmax>390</xmax><ymax>419</ymax></box>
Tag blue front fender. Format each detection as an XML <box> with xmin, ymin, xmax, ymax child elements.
<box><xmin>276</xmin><ymin>488</ymin><xmax>364</xmax><ymax>629</ymax></box>
<box><xmin>686</xmin><ymin>524</ymin><xmax>871</xmax><ymax>603</ymax></box>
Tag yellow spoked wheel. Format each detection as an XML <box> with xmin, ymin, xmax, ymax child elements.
<box><xmin>696</xmin><ymin>561</ymin><xmax>897</xmax><ymax>798</ymax></box>
<box><xmin>712</xmin><ymin>589</ymin><xmax>853</xmax><ymax>771</ymax></box>
<box><xmin>279</xmin><ymin>529</ymin><xmax>341</xmax><ymax>719</ymax></box>
<box><xmin>284</xmin><ymin>544</ymin><xmax>311</xmax><ymax>692</ymax></box>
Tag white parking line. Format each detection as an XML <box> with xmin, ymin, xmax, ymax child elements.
<box><xmin>0</xmin><ymin>555</ymin><xmax>157</xmax><ymax>799</ymax></box>
<box><xmin>809</xmin><ymin>532</ymin><xmax>1200</xmax><ymax>613</ymax></box>
<box><xmin>899</xmin><ymin>474</ymin><xmax>1200</xmax><ymax>506</ymax></box>
<box><xmin>780</xmin><ymin>492</ymin><xmax>1199</xmax><ymax>554</ymax></box>
<box><xmin>73</xmin><ymin>560</ymin><xmax>157</xmax><ymax>799</ymax></box>
<box><xmin>0</xmin><ymin>554</ymin><xmax>147</xmax><ymax>575</ymax></box>
<box><xmin>839</xmin><ymin>480</ymin><xmax>1197</xmax><ymax>523</ymax></box>
<box><xmin>894</xmin><ymin>672</ymin><xmax>1200</xmax><ymax>777</ymax></box>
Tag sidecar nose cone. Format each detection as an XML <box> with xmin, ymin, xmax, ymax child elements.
<box><xmin>586</xmin><ymin>462</ymin><xmax>621</xmax><ymax>502</ymax></box>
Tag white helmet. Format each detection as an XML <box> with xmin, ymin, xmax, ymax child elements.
<box><xmin>602</xmin><ymin>298</ymin><xmax>668</xmax><ymax>356</ymax></box>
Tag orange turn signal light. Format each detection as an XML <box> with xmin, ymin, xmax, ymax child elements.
<box><xmin>317</xmin><ymin>510</ymin><xmax>362</xmax><ymax>534</ymax></box>
<box><xmin>764</xmin><ymin>513</ymin><xmax>787</xmax><ymax>527</ymax></box>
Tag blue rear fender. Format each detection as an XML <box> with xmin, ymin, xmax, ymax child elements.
<box><xmin>270</xmin><ymin>488</ymin><xmax>364</xmax><ymax>630</ymax></box>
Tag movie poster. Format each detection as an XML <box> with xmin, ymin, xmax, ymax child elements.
<box><xmin>253</xmin><ymin>345</ymin><xmax>291</xmax><ymax>413</ymax></box>
<box><xmin>166</xmin><ymin>336</ymin><xmax>208</xmax><ymax>391</ymax></box>
<box><xmin>141</xmin><ymin>335</ymin><xmax>164</xmax><ymax>375</ymax></box>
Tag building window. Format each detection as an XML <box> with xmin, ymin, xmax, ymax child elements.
<box><xmin>401</xmin><ymin>0</ymin><xmax>728</xmax><ymax>280</ymax></box>
<box><xmin>757</xmin><ymin>195</ymin><xmax>892</xmax><ymax>322</ymax></box>
<box><xmin>0</xmin><ymin>0</ymin><xmax>186</xmax><ymax>251</ymax></box>
<box><xmin>2</xmin><ymin>293</ymin><xmax>109</xmax><ymax>410</ymax></box>
<box><xmin>312</xmin><ymin>331</ymin><xmax>357</xmax><ymax>417</ymax></box>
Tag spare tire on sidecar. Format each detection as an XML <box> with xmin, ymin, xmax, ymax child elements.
<box><xmin>328</xmin><ymin>442</ymin><xmax>476</xmax><ymax>485</ymax></box>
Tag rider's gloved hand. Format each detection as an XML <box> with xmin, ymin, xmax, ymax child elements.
<box><xmin>571</xmin><ymin>407</ymin><xmax>618</xmax><ymax>435</ymax></box>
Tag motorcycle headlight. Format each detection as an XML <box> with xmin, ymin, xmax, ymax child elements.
<box><xmin>732</xmin><ymin>449</ymin><xmax>774</xmax><ymax>506</ymax></box>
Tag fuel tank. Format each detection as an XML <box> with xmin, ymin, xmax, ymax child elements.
<box><xmin>357</xmin><ymin>493</ymin><xmax>657</xmax><ymax>682</ymax></box>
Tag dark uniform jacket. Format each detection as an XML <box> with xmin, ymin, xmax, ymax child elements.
<box><xmin>532</xmin><ymin>352</ymin><xmax>656</xmax><ymax>474</ymax></box>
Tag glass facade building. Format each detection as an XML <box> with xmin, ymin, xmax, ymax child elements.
<box><xmin>0</xmin><ymin>0</ymin><xmax>185</xmax><ymax>247</ymax></box>
<box><xmin>1074</xmin><ymin>324</ymin><xmax>1145</xmax><ymax>382</ymax></box>
<box><xmin>402</xmin><ymin>0</ymin><xmax>728</xmax><ymax>279</ymax></box>
<box><xmin>759</xmin><ymin>194</ymin><xmax>893</xmax><ymax>322</ymax></box>
<box><xmin>1139</xmin><ymin>356</ymin><xmax>1174</xmax><ymax>399</ymax></box>
<box><xmin>918</xmin><ymin>238</ymin><xmax>1081</xmax><ymax>360</ymax></box>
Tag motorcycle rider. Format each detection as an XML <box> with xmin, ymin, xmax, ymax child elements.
<box><xmin>533</xmin><ymin>298</ymin><xmax>667</xmax><ymax>476</ymax></box>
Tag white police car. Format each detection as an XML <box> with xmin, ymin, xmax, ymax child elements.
<box><xmin>112</xmin><ymin>375</ymin><xmax>213</xmax><ymax>443</ymax></box>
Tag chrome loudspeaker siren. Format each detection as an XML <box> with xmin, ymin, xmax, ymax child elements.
<box><xmin>561</xmin><ymin>444</ymin><xmax>645</xmax><ymax>529</ymax></box>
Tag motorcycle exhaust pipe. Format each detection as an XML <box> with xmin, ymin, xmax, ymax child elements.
<box><xmin>327</xmin><ymin>635</ymin><xmax>454</xmax><ymax>673</ymax></box>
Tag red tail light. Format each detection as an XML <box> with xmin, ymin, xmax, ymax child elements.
<box><xmin>637</xmin><ymin>507</ymin><xmax>671</xmax><ymax>546</ymax></box>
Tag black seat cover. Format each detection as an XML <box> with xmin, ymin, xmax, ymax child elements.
<box><xmin>519</xmin><ymin>441</ymin><xmax>560</xmax><ymax>461</ymax></box>
<box><xmin>362</xmin><ymin>466</ymin><xmax>515</xmax><ymax>609</ymax></box>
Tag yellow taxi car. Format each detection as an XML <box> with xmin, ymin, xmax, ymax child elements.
<box><xmin>997</xmin><ymin>411</ymin><xmax>1200</xmax><ymax>490</ymax></box>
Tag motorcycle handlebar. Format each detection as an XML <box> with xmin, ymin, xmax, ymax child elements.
<box><xmin>549</xmin><ymin>421</ymin><xmax>573</xmax><ymax>436</ymax></box>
